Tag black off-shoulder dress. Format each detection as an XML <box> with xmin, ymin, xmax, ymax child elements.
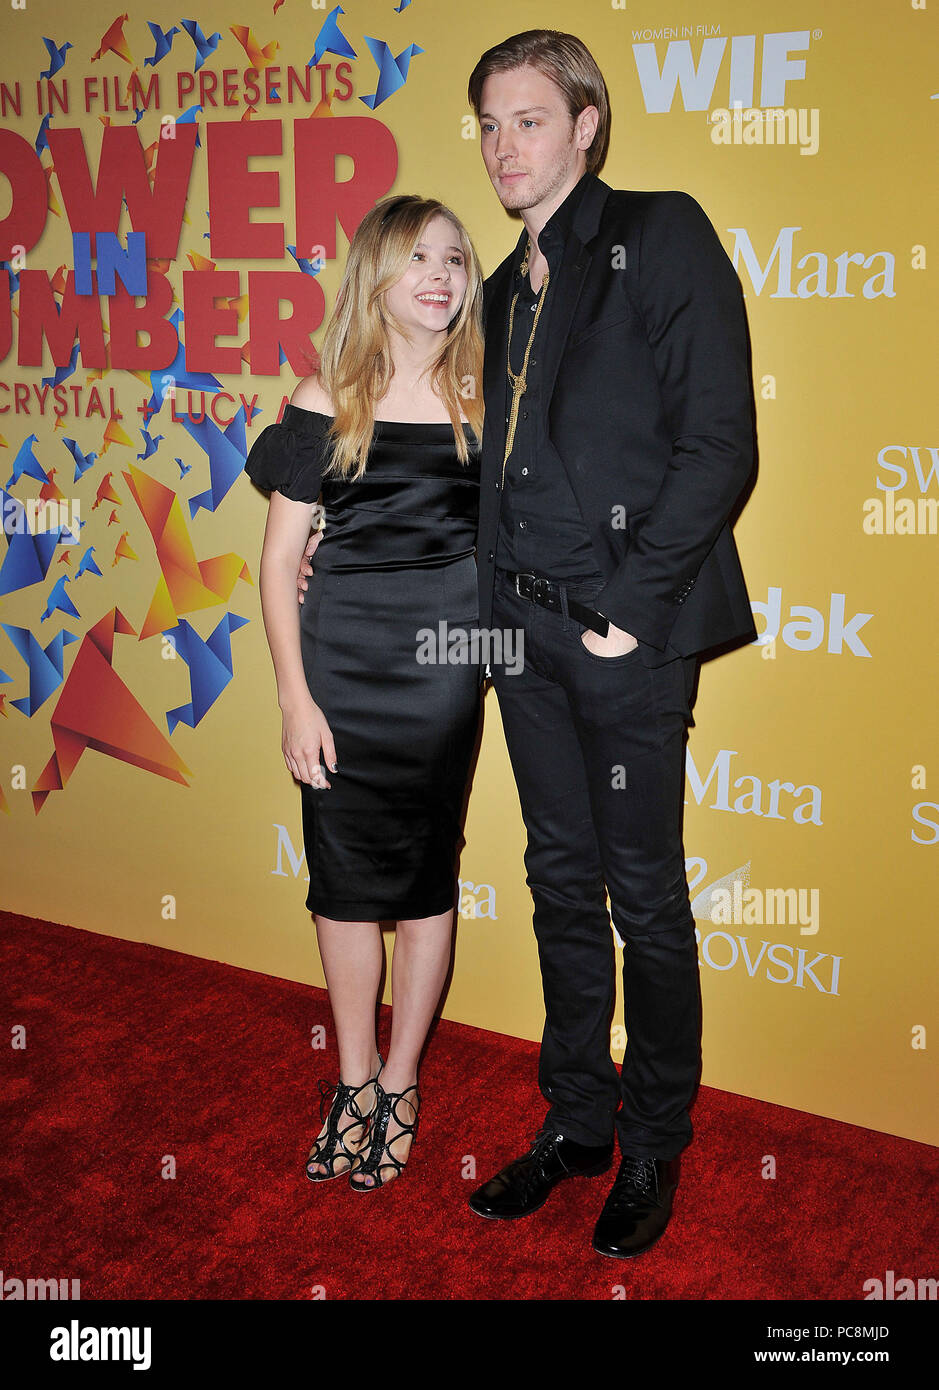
<box><xmin>244</xmin><ymin>403</ymin><xmax>483</xmax><ymax>921</ymax></box>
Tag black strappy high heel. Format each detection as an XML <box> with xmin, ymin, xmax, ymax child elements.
<box><xmin>348</xmin><ymin>1082</ymin><xmax>421</xmax><ymax>1191</ymax></box>
<box><xmin>305</xmin><ymin>1056</ymin><xmax>383</xmax><ymax>1182</ymax></box>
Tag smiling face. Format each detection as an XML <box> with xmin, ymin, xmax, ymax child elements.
<box><xmin>381</xmin><ymin>213</ymin><xmax>469</xmax><ymax>341</ymax></box>
<box><xmin>478</xmin><ymin>64</ymin><xmax>597</xmax><ymax>219</ymax></box>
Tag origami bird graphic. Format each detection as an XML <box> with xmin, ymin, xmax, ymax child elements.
<box><xmin>136</xmin><ymin>427</ymin><xmax>164</xmax><ymax>461</ymax></box>
<box><xmin>230</xmin><ymin>25</ymin><xmax>279</xmax><ymax>71</ymax></box>
<box><xmin>287</xmin><ymin>244</ymin><xmax>324</xmax><ymax>277</ymax></box>
<box><xmin>175</xmin><ymin>102</ymin><xmax>203</xmax><ymax>148</ymax></box>
<box><xmin>1</xmin><ymin>260</ymin><xmax>20</xmax><ymax>297</ymax></box>
<box><xmin>37</xmin><ymin>467</ymin><xmax>66</xmax><ymax>505</ymax></box>
<box><xmin>62</xmin><ymin>438</ymin><xmax>98</xmax><ymax>484</ymax></box>
<box><xmin>40</xmin><ymin>37</ymin><xmax>73</xmax><ymax>80</ymax></box>
<box><xmin>44</xmin><ymin>164</ymin><xmax>63</xmax><ymax>218</ymax></box>
<box><xmin>6</xmin><ymin>435</ymin><xmax>45</xmax><ymax>489</ymax></box>
<box><xmin>92</xmin><ymin>472</ymin><xmax>122</xmax><ymax>511</ymax></box>
<box><xmin>1</xmin><ymin>623</ymin><xmax>78</xmax><ymax>717</ymax></box>
<box><xmin>359</xmin><ymin>37</ymin><xmax>424</xmax><ymax>109</ymax></box>
<box><xmin>99</xmin><ymin>417</ymin><xmax>135</xmax><ymax>455</ymax></box>
<box><xmin>92</xmin><ymin>14</ymin><xmax>134</xmax><ymax>66</ymax></box>
<box><xmin>121</xmin><ymin>463</ymin><xmax>251</xmax><ymax>638</ymax></box>
<box><xmin>308</xmin><ymin>6</ymin><xmax>357</xmax><ymax>68</ymax></box>
<box><xmin>31</xmin><ymin>607</ymin><xmax>193</xmax><ymax>813</ymax></box>
<box><xmin>40</xmin><ymin>574</ymin><xmax>81</xmax><ymax>624</ymax></box>
<box><xmin>41</xmin><ymin>342</ymin><xmax>80</xmax><ymax>390</ymax></box>
<box><xmin>0</xmin><ymin>488</ymin><xmax>68</xmax><ymax>598</ymax></box>
<box><xmin>35</xmin><ymin>113</ymin><xmax>52</xmax><ymax>156</ymax></box>
<box><xmin>180</xmin><ymin>18</ymin><xmax>221</xmax><ymax>72</ymax></box>
<box><xmin>144</xmin><ymin>22</ymin><xmax>179</xmax><ymax>67</ymax></box>
<box><xmin>310</xmin><ymin>90</ymin><xmax>337</xmax><ymax>118</ymax></box>
<box><xmin>164</xmin><ymin>611</ymin><xmax>250</xmax><ymax>733</ymax></box>
<box><xmin>75</xmin><ymin>545</ymin><xmax>103</xmax><ymax>579</ymax></box>
<box><xmin>180</xmin><ymin>407</ymin><xmax>249</xmax><ymax>517</ymax></box>
<box><xmin>111</xmin><ymin>530</ymin><xmax>138</xmax><ymax>566</ymax></box>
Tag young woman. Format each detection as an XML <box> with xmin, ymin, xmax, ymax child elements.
<box><xmin>243</xmin><ymin>196</ymin><xmax>485</xmax><ymax>1190</ymax></box>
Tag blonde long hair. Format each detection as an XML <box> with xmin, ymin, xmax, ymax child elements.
<box><xmin>317</xmin><ymin>195</ymin><xmax>485</xmax><ymax>479</ymax></box>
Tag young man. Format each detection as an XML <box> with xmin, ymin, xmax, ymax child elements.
<box><xmin>464</xmin><ymin>30</ymin><xmax>756</xmax><ymax>1257</ymax></box>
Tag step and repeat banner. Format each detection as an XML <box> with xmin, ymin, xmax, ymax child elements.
<box><xmin>1</xmin><ymin>1</ymin><xmax>935</xmax><ymax>1145</ymax></box>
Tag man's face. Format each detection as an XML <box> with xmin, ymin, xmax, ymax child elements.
<box><xmin>478</xmin><ymin>64</ymin><xmax>585</xmax><ymax>217</ymax></box>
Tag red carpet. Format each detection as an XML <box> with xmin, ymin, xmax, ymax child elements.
<box><xmin>2</xmin><ymin>911</ymin><xmax>936</xmax><ymax>1301</ymax></box>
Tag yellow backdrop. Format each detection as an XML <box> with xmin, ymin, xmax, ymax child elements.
<box><xmin>1</xmin><ymin>0</ymin><xmax>936</xmax><ymax>1146</ymax></box>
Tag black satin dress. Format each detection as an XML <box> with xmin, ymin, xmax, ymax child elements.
<box><xmin>244</xmin><ymin>403</ymin><xmax>482</xmax><ymax>921</ymax></box>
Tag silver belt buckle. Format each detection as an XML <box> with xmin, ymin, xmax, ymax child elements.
<box><xmin>514</xmin><ymin>571</ymin><xmax>535</xmax><ymax>599</ymax></box>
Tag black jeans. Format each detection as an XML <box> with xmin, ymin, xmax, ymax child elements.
<box><xmin>490</xmin><ymin>568</ymin><xmax>702</xmax><ymax>1159</ymax></box>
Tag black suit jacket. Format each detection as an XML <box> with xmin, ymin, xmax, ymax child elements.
<box><xmin>478</xmin><ymin>174</ymin><xmax>757</xmax><ymax>666</ymax></box>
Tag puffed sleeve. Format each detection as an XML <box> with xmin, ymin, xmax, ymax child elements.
<box><xmin>243</xmin><ymin>403</ymin><xmax>328</xmax><ymax>503</ymax></box>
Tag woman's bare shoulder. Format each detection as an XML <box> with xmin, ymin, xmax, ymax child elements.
<box><xmin>289</xmin><ymin>374</ymin><xmax>333</xmax><ymax>416</ymax></box>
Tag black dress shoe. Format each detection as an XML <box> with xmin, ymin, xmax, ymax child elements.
<box><xmin>592</xmin><ymin>1154</ymin><xmax>680</xmax><ymax>1258</ymax></box>
<box><xmin>469</xmin><ymin>1129</ymin><xmax>614</xmax><ymax>1220</ymax></box>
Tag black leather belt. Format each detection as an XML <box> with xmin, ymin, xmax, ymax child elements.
<box><xmin>498</xmin><ymin>569</ymin><xmax>610</xmax><ymax>637</ymax></box>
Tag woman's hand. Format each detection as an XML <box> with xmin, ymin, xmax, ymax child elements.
<box><xmin>297</xmin><ymin>528</ymin><xmax>322</xmax><ymax>605</ymax></box>
<box><xmin>281</xmin><ymin>691</ymin><xmax>338</xmax><ymax>789</ymax></box>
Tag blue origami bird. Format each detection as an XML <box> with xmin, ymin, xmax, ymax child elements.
<box><xmin>308</xmin><ymin>6</ymin><xmax>357</xmax><ymax>68</ymax></box>
<box><xmin>35</xmin><ymin>112</ymin><xmax>52</xmax><ymax>156</ymax></box>
<box><xmin>394</xmin><ymin>1</ymin><xmax>413</xmax><ymax>11</ymax></box>
<box><xmin>183</xmin><ymin>407</ymin><xmax>249</xmax><ymax>518</ymax></box>
<box><xmin>180</xmin><ymin>19</ymin><xmax>221</xmax><ymax>72</ymax></box>
<box><xmin>1</xmin><ymin>260</ymin><xmax>20</xmax><ymax>297</ymax></box>
<box><xmin>40</xmin><ymin>37</ymin><xmax>73</xmax><ymax>80</ymax></box>
<box><xmin>7</xmin><ymin>435</ymin><xmax>45</xmax><ymax>489</ymax></box>
<box><xmin>144</xmin><ymin>22</ymin><xmax>179</xmax><ymax>67</ymax></box>
<box><xmin>175</xmin><ymin>457</ymin><xmax>192</xmax><ymax>479</ymax></box>
<box><xmin>137</xmin><ymin>427</ymin><xmax>164</xmax><ymax>461</ymax></box>
<box><xmin>75</xmin><ymin>545</ymin><xmax>103</xmax><ymax>580</ymax></box>
<box><xmin>176</xmin><ymin>102</ymin><xmax>203</xmax><ymax>148</ymax></box>
<box><xmin>164</xmin><ymin>612</ymin><xmax>250</xmax><ymax>733</ymax></box>
<box><xmin>286</xmin><ymin>244</ymin><xmax>324</xmax><ymax>277</ymax></box>
<box><xmin>40</xmin><ymin>574</ymin><xmax>81</xmax><ymax>624</ymax></box>
<box><xmin>41</xmin><ymin>342</ymin><xmax>80</xmax><ymax>391</ymax></box>
<box><xmin>0</xmin><ymin>489</ymin><xmax>72</xmax><ymax>599</ymax></box>
<box><xmin>1</xmin><ymin>623</ymin><xmax>78</xmax><ymax>717</ymax></box>
<box><xmin>62</xmin><ymin>438</ymin><xmax>98</xmax><ymax>484</ymax></box>
<box><xmin>359</xmin><ymin>37</ymin><xmax>424</xmax><ymax>109</ymax></box>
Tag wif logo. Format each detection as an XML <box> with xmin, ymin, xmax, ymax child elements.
<box><xmin>632</xmin><ymin>29</ymin><xmax>814</xmax><ymax>114</ymax></box>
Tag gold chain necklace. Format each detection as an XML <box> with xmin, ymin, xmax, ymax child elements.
<box><xmin>502</xmin><ymin>238</ymin><xmax>549</xmax><ymax>484</ymax></box>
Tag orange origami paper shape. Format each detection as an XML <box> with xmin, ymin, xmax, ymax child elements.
<box><xmin>32</xmin><ymin>606</ymin><xmax>192</xmax><ymax>812</ymax></box>
<box><xmin>121</xmin><ymin>463</ymin><xmax>251</xmax><ymax>639</ymax></box>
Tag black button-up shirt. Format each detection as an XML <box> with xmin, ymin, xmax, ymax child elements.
<box><xmin>495</xmin><ymin>173</ymin><xmax>604</xmax><ymax>583</ymax></box>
